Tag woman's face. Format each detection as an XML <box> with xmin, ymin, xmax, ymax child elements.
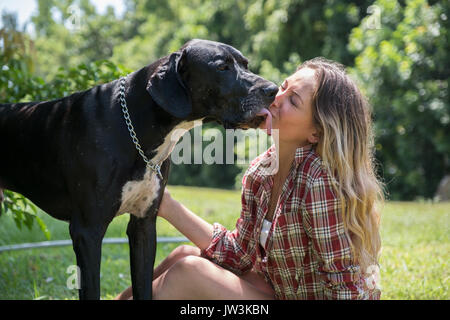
<box><xmin>260</xmin><ymin>67</ymin><xmax>319</xmax><ymax>146</ymax></box>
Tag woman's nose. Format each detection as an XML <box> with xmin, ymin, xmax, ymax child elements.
<box><xmin>270</xmin><ymin>90</ymin><xmax>283</xmax><ymax>108</ymax></box>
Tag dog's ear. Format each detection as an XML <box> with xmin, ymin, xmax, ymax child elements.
<box><xmin>146</xmin><ymin>49</ymin><xmax>192</xmax><ymax>118</ymax></box>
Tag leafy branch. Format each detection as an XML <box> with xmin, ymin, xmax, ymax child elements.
<box><xmin>1</xmin><ymin>190</ymin><xmax>51</xmax><ymax>240</ymax></box>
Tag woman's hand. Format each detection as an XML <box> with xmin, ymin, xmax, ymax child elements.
<box><xmin>156</xmin><ymin>187</ymin><xmax>214</xmax><ymax>250</ymax></box>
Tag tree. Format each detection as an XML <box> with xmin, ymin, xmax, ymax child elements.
<box><xmin>31</xmin><ymin>0</ymin><xmax>127</xmax><ymax>78</ymax></box>
<box><xmin>349</xmin><ymin>0</ymin><xmax>449</xmax><ymax>200</ymax></box>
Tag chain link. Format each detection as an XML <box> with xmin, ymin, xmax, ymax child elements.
<box><xmin>119</xmin><ymin>76</ymin><xmax>163</xmax><ymax>179</ymax></box>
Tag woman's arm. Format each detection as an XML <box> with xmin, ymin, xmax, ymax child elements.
<box><xmin>158</xmin><ymin>189</ymin><xmax>214</xmax><ymax>251</ymax></box>
<box><xmin>159</xmin><ymin>181</ymin><xmax>255</xmax><ymax>275</ymax></box>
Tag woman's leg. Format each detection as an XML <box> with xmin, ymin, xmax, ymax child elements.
<box><xmin>152</xmin><ymin>255</ymin><xmax>275</xmax><ymax>300</ymax></box>
<box><xmin>114</xmin><ymin>244</ymin><xmax>200</xmax><ymax>300</ymax></box>
<box><xmin>115</xmin><ymin>244</ymin><xmax>275</xmax><ymax>300</ymax></box>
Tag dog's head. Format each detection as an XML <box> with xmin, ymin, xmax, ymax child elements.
<box><xmin>147</xmin><ymin>39</ymin><xmax>277</xmax><ymax>131</ymax></box>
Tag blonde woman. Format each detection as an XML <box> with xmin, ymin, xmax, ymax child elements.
<box><xmin>116</xmin><ymin>57</ymin><xmax>384</xmax><ymax>300</ymax></box>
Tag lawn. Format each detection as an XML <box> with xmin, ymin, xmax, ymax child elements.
<box><xmin>0</xmin><ymin>185</ymin><xmax>448</xmax><ymax>300</ymax></box>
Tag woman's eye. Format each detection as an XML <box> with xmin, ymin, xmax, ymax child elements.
<box><xmin>290</xmin><ymin>96</ymin><xmax>297</xmax><ymax>107</ymax></box>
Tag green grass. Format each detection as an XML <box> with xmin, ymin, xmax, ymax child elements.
<box><xmin>0</xmin><ymin>186</ymin><xmax>448</xmax><ymax>300</ymax></box>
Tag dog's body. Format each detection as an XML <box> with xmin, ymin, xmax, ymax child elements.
<box><xmin>0</xmin><ymin>39</ymin><xmax>277</xmax><ymax>299</ymax></box>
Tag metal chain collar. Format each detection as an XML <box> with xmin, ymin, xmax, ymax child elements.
<box><xmin>119</xmin><ymin>76</ymin><xmax>163</xmax><ymax>179</ymax></box>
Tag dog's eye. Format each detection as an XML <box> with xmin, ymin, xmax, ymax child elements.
<box><xmin>217</xmin><ymin>64</ymin><xmax>230</xmax><ymax>71</ymax></box>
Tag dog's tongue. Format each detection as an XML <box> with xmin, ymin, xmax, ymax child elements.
<box><xmin>256</xmin><ymin>108</ymin><xmax>272</xmax><ymax>136</ymax></box>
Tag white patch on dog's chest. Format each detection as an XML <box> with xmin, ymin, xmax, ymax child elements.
<box><xmin>116</xmin><ymin>120</ymin><xmax>202</xmax><ymax>218</ymax></box>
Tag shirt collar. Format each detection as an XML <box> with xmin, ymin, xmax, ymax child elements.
<box><xmin>294</xmin><ymin>143</ymin><xmax>315</xmax><ymax>166</ymax></box>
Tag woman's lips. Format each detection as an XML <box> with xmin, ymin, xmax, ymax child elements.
<box><xmin>256</xmin><ymin>108</ymin><xmax>273</xmax><ymax>136</ymax></box>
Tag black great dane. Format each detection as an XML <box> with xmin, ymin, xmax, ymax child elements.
<box><xmin>0</xmin><ymin>39</ymin><xmax>277</xmax><ymax>299</ymax></box>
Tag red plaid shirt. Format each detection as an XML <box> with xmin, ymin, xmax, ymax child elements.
<box><xmin>202</xmin><ymin>144</ymin><xmax>380</xmax><ymax>300</ymax></box>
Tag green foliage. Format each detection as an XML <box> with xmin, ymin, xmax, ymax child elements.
<box><xmin>110</xmin><ymin>0</ymin><xmax>374</xmax><ymax>81</ymax></box>
<box><xmin>31</xmin><ymin>0</ymin><xmax>127</xmax><ymax>78</ymax></box>
<box><xmin>349</xmin><ymin>0</ymin><xmax>449</xmax><ymax>199</ymax></box>
<box><xmin>47</xmin><ymin>60</ymin><xmax>131</xmax><ymax>99</ymax></box>
<box><xmin>1</xmin><ymin>190</ymin><xmax>50</xmax><ymax>240</ymax></box>
<box><xmin>0</xmin><ymin>12</ymin><xmax>36</xmax><ymax>102</ymax></box>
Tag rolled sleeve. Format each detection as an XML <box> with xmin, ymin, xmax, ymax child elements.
<box><xmin>201</xmin><ymin>220</ymin><xmax>253</xmax><ymax>275</ymax></box>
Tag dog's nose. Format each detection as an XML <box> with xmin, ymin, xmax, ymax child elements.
<box><xmin>262</xmin><ymin>84</ymin><xmax>279</xmax><ymax>98</ymax></box>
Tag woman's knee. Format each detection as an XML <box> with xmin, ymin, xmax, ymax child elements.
<box><xmin>153</xmin><ymin>255</ymin><xmax>209</xmax><ymax>299</ymax></box>
<box><xmin>163</xmin><ymin>244</ymin><xmax>200</xmax><ymax>266</ymax></box>
<box><xmin>171</xmin><ymin>255</ymin><xmax>209</xmax><ymax>274</ymax></box>
<box><xmin>164</xmin><ymin>255</ymin><xmax>215</xmax><ymax>287</ymax></box>
<box><xmin>170</xmin><ymin>244</ymin><xmax>201</xmax><ymax>259</ymax></box>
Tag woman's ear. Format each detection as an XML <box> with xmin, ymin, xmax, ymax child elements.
<box><xmin>308</xmin><ymin>130</ymin><xmax>320</xmax><ymax>144</ymax></box>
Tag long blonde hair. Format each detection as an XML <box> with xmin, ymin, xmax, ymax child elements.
<box><xmin>299</xmin><ymin>57</ymin><xmax>384</xmax><ymax>272</ymax></box>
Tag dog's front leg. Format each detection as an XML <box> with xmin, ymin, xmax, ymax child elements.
<box><xmin>127</xmin><ymin>160</ymin><xmax>170</xmax><ymax>300</ymax></box>
<box><xmin>69</xmin><ymin>220</ymin><xmax>106</xmax><ymax>300</ymax></box>
<box><xmin>127</xmin><ymin>212</ymin><xmax>157</xmax><ymax>300</ymax></box>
